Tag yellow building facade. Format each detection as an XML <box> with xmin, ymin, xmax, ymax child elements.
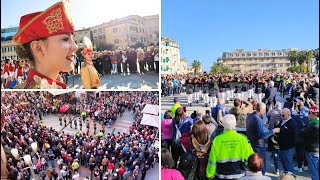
<box><xmin>74</xmin><ymin>28</ymin><xmax>92</xmax><ymax>49</ymax></box>
<box><xmin>220</xmin><ymin>49</ymin><xmax>293</xmax><ymax>73</ymax></box>
<box><xmin>91</xmin><ymin>15</ymin><xmax>159</xmax><ymax>51</ymax></box>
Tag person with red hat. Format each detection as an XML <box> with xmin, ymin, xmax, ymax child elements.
<box><xmin>13</xmin><ymin>1</ymin><xmax>78</xmax><ymax>89</ymax></box>
<box><xmin>299</xmin><ymin>106</ymin><xmax>319</xmax><ymax>180</ymax></box>
<box><xmin>80</xmin><ymin>36</ymin><xmax>101</xmax><ymax>89</ymax></box>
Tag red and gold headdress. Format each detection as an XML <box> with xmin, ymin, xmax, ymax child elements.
<box><xmin>13</xmin><ymin>0</ymin><xmax>75</xmax><ymax>45</ymax></box>
<box><xmin>81</xmin><ymin>36</ymin><xmax>93</xmax><ymax>56</ymax></box>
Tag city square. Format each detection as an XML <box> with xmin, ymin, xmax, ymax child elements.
<box><xmin>1</xmin><ymin>91</ymin><xmax>159</xmax><ymax>180</ymax></box>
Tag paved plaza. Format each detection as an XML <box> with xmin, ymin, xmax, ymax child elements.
<box><xmin>40</xmin><ymin>109</ymin><xmax>159</xmax><ymax>180</ymax></box>
<box><xmin>66</xmin><ymin>72</ymin><xmax>159</xmax><ymax>89</ymax></box>
<box><xmin>161</xmin><ymin>92</ymin><xmax>312</xmax><ymax>180</ymax></box>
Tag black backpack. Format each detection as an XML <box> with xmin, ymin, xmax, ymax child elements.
<box><xmin>178</xmin><ymin>150</ymin><xmax>198</xmax><ymax>180</ymax></box>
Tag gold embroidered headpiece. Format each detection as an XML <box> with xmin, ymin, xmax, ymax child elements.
<box><xmin>13</xmin><ymin>1</ymin><xmax>75</xmax><ymax>45</ymax></box>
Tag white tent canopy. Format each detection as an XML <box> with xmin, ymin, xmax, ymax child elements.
<box><xmin>140</xmin><ymin>114</ymin><xmax>159</xmax><ymax>128</ymax></box>
<box><xmin>141</xmin><ymin>104</ymin><xmax>159</xmax><ymax>115</ymax></box>
<box><xmin>141</xmin><ymin>104</ymin><xmax>159</xmax><ymax>128</ymax></box>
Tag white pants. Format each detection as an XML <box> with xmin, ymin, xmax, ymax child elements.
<box><xmin>210</xmin><ymin>96</ymin><xmax>217</xmax><ymax>108</ymax></box>
<box><xmin>194</xmin><ymin>92</ymin><xmax>200</xmax><ymax>101</ymax></box>
<box><xmin>235</xmin><ymin>93</ymin><xmax>242</xmax><ymax>100</ymax></box>
<box><xmin>188</xmin><ymin>94</ymin><xmax>193</xmax><ymax>104</ymax></box>
<box><xmin>226</xmin><ymin>91</ymin><xmax>231</xmax><ymax>101</ymax></box>
<box><xmin>231</xmin><ymin>90</ymin><xmax>235</xmax><ymax>99</ymax></box>
<box><xmin>199</xmin><ymin>90</ymin><xmax>203</xmax><ymax>99</ymax></box>
<box><xmin>203</xmin><ymin>93</ymin><xmax>209</xmax><ymax>104</ymax></box>
<box><xmin>112</xmin><ymin>64</ymin><xmax>117</xmax><ymax>73</ymax></box>
<box><xmin>254</xmin><ymin>94</ymin><xmax>263</xmax><ymax>102</ymax></box>
<box><xmin>218</xmin><ymin>92</ymin><xmax>225</xmax><ymax>101</ymax></box>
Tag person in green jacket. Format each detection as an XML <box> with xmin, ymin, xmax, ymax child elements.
<box><xmin>169</xmin><ymin>97</ymin><xmax>181</xmax><ymax>119</ymax></box>
<box><xmin>207</xmin><ymin>114</ymin><xmax>254</xmax><ymax>179</ymax></box>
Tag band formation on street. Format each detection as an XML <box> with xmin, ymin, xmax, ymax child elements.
<box><xmin>1</xmin><ymin>0</ymin><xmax>319</xmax><ymax>180</ymax></box>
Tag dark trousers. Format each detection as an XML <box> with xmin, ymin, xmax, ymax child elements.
<box><xmin>122</xmin><ymin>62</ymin><xmax>128</xmax><ymax>73</ymax></box>
<box><xmin>128</xmin><ymin>60</ymin><xmax>137</xmax><ymax>73</ymax></box>
<box><xmin>139</xmin><ymin>61</ymin><xmax>145</xmax><ymax>73</ymax></box>
<box><xmin>155</xmin><ymin>61</ymin><xmax>159</xmax><ymax>73</ymax></box>
<box><xmin>117</xmin><ymin>62</ymin><xmax>122</xmax><ymax>73</ymax></box>
<box><xmin>147</xmin><ymin>61</ymin><xmax>154</xmax><ymax>71</ymax></box>
<box><xmin>104</xmin><ymin>61</ymin><xmax>111</xmax><ymax>74</ymax></box>
<box><xmin>296</xmin><ymin>144</ymin><xmax>308</xmax><ymax>168</ymax></box>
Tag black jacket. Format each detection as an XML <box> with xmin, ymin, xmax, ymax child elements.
<box><xmin>275</xmin><ymin>118</ymin><xmax>297</xmax><ymax>150</ymax></box>
<box><xmin>300</xmin><ymin>122</ymin><xmax>319</xmax><ymax>152</ymax></box>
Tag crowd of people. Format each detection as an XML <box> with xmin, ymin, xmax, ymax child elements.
<box><xmin>1</xmin><ymin>91</ymin><xmax>159</xmax><ymax>180</ymax></box>
<box><xmin>161</xmin><ymin>72</ymin><xmax>319</xmax><ymax>180</ymax></box>
<box><xmin>1</xmin><ymin>45</ymin><xmax>159</xmax><ymax>89</ymax></box>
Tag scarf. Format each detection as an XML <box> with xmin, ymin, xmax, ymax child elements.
<box><xmin>191</xmin><ymin>135</ymin><xmax>211</xmax><ymax>157</ymax></box>
<box><xmin>84</xmin><ymin>59</ymin><xmax>93</xmax><ymax>66</ymax></box>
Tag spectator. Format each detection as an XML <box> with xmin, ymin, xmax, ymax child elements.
<box><xmin>161</xmin><ymin>148</ymin><xmax>184</xmax><ymax>180</ymax></box>
<box><xmin>202</xmin><ymin>115</ymin><xmax>218</xmax><ymax>141</ymax></box>
<box><xmin>275</xmin><ymin>108</ymin><xmax>297</xmax><ymax>173</ymax></box>
<box><xmin>169</xmin><ymin>97</ymin><xmax>181</xmax><ymax>118</ymax></box>
<box><xmin>300</xmin><ymin>106</ymin><xmax>319</xmax><ymax>180</ymax></box>
<box><xmin>207</xmin><ymin>114</ymin><xmax>254</xmax><ymax>179</ymax></box>
<box><xmin>246</xmin><ymin>102</ymin><xmax>280</xmax><ymax>175</ymax></box>
<box><xmin>239</xmin><ymin>153</ymin><xmax>271</xmax><ymax>180</ymax></box>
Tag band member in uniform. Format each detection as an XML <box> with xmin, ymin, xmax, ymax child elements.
<box><xmin>74</xmin><ymin>117</ymin><xmax>77</xmax><ymax>129</ymax></box>
<box><xmin>80</xmin><ymin>37</ymin><xmax>101</xmax><ymax>89</ymax></box>
<box><xmin>186</xmin><ymin>79</ymin><xmax>194</xmax><ymax>107</ymax></box>
<box><xmin>64</xmin><ymin>116</ymin><xmax>67</xmax><ymax>127</ymax></box>
<box><xmin>194</xmin><ymin>78</ymin><xmax>200</xmax><ymax>103</ymax></box>
<box><xmin>69</xmin><ymin>116</ymin><xmax>72</xmax><ymax>128</ymax></box>
<box><xmin>93</xmin><ymin>122</ymin><xmax>97</xmax><ymax>133</ymax></box>
<box><xmin>79</xmin><ymin>120</ymin><xmax>82</xmax><ymax>131</ymax></box>
<box><xmin>86</xmin><ymin>122</ymin><xmax>90</xmax><ymax>135</ymax></box>
<box><xmin>59</xmin><ymin>115</ymin><xmax>62</xmax><ymax>126</ymax></box>
<box><xmin>13</xmin><ymin>1</ymin><xmax>77</xmax><ymax>89</ymax></box>
<box><xmin>203</xmin><ymin>83</ymin><xmax>210</xmax><ymax>107</ymax></box>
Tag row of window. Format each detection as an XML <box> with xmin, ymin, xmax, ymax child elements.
<box><xmin>129</xmin><ymin>26</ymin><xmax>145</xmax><ymax>33</ymax></box>
<box><xmin>230</xmin><ymin>63</ymin><xmax>291</xmax><ymax>68</ymax></box>
<box><xmin>1</xmin><ymin>46</ymin><xmax>15</xmax><ymax>53</ymax></box>
<box><xmin>1</xmin><ymin>55</ymin><xmax>18</xmax><ymax>60</ymax></box>
<box><xmin>226</xmin><ymin>52</ymin><xmax>288</xmax><ymax>58</ymax></box>
<box><xmin>228</xmin><ymin>58</ymin><xmax>289</xmax><ymax>62</ymax></box>
<box><xmin>75</xmin><ymin>32</ymin><xmax>89</xmax><ymax>38</ymax></box>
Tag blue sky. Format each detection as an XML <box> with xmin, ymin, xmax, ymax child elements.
<box><xmin>1</xmin><ymin>0</ymin><xmax>159</xmax><ymax>30</ymax></box>
<box><xmin>162</xmin><ymin>0</ymin><xmax>319</xmax><ymax>72</ymax></box>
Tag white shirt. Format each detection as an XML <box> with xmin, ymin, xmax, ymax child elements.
<box><xmin>72</xmin><ymin>173</ymin><xmax>80</xmax><ymax>180</ymax></box>
<box><xmin>281</xmin><ymin>118</ymin><xmax>292</xmax><ymax>127</ymax></box>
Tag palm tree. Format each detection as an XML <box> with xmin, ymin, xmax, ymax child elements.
<box><xmin>304</xmin><ymin>50</ymin><xmax>313</xmax><ymax>72</ymax></box>
<box><xmin>312</xmin><ymin>48</ymin><xmax>319</xmax><ymax>73</ymax></box>
<box><xmin>192</xmin><ymin>60</ymin><xmax>201</xmax><ymax>74</ymax></box>
<box><xmin>288</xmin><ymin>50</ymin><xmax>298</xmax><ymax>67</ymax></box>
<box><xmin>297</xmin><ymin>51</ymin><xmax>306</xmax><ymax>66</ymax></box>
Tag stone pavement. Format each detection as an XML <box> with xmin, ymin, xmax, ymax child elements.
<box><xmin>66</xmin><ymin>72</ymin><xmax>159</xmax><ymax>89</ymax></box>
<box><xmin>40</xmin><ymin>109</ymin><xmax>159</xmax><ymax>179</ymax></box>
<box><xmin>161</xmin><ymin>92</ymin><xmax>312</xmax><ymax>180</ymax></box>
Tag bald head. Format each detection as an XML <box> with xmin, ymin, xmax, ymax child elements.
<box><xmin>281</xmin><ymin>108</ymin><xmax>291</xmax><ymax>120</ymax></box>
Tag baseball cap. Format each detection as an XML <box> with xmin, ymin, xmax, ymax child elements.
<box><xmin>307</xmin><ymin>106</ymin><xmax>319</xmax><ymax>115</ymax></box>
<box><xmin>173</xmin><ymin>97</ymin><xmax>179</xmax><ymax>103</ymax></box>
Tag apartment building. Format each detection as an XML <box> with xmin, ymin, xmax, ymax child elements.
<box><xmin>219</xmin><ymin>48</ymin><xmax>293</xmax><ymax>73</ymax></box>
<box><xmin>161</xmin><ymin>37</ymin><xmax>181</xmax><ymax>74</ymax></box>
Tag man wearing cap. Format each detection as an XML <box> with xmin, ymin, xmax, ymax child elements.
<box><xmin>169</xmin><ymin>97</ymin><xmax>181</xmax><ymax>119</ymax></box>
<box><xmin>299</xmin><ymin>106</ymin><xmax>319</xmax><ymax>180</ymax></box>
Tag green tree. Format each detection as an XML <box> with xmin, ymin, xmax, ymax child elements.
<box><xmin>191</xmin><ymin>60</ymin><xmax>201</xmax><ymax>74</ymax></box>
<box><xmin>312</xmin><ymin>48</ymin><xmax>319</xmax><ymax>73</ymax></box>
<box><xmin>288</xmin><ymin>50</ymin><xmax>298</xmax><ymax>67</ymax></box>
<box><xmin>304</xmin><ymin>50</ymin><xmax>313</xmax><ymax>72</ymax></box>
<box><xmin>210</xmin><ymin>62</ymin><xmax>232</xmax><ymax>74</ymax></box>
<box><xmin>297</xmin><ymin>50</ymin><xmax>306</xmax><ymax>66</ymax></box>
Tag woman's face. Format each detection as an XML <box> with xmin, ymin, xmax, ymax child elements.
<box><xmin>83</xmin><ymin>52</ymin><xmax>94</xmax><ymax>61</ymax></box>
<box><xmin>41</xmin><ymin>33</ymin><xmax>78</xmax><ymax>72</ymax></box>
